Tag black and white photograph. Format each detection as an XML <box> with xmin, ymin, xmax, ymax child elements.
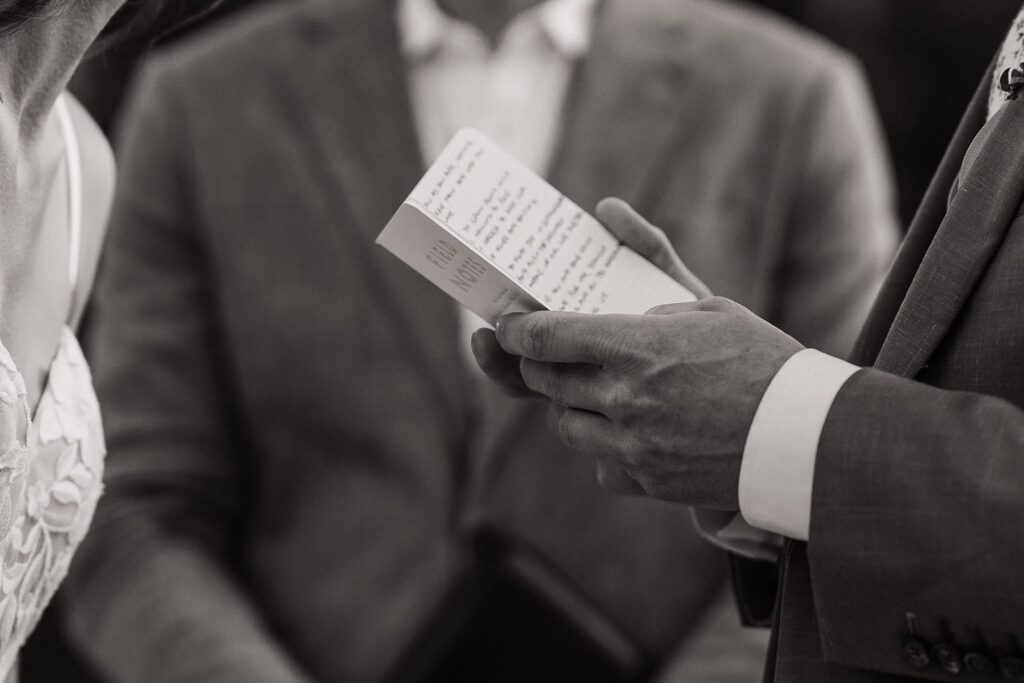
<box><xmin>0</xmin><ymin>0</ymin><xmax>1021</xmax><ymax>681</ymax></box>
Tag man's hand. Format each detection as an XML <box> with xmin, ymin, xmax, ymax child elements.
<box><xmin>470</xmin><ymin>197</ymin><xmax>710</xmax><ymax>398</ymax></box>
<box><xmin>489</xmin><ymin>299</ymin><xmax>804</xmax><ymax>509</ymax></box>
<box><xmin>593</xmin><ymin>198</ymin><xmax>712</xmax><ymax>299</ymax></box>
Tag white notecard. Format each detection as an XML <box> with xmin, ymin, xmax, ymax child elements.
<box><xmin>376</xmin><ymin>128</ymin><xmax>695</xmax><ymax>325</ymax></box>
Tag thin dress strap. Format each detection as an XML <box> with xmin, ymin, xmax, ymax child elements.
<box><xmin>54</xmin><ymin>95</ymin><xmax>82</xmax><ymax>318</ymax></box>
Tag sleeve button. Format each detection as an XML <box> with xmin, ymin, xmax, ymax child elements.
<box><xmin>933</xmin><ymin>642</ymin><xmax>964</xmax><ymax>674</ymax></box>
<box><xmin>903</xmin><ymin>636</ymin><xmax>932</xmax><ymax>669</ymax></box>
<box><xmin>964</xmin><ymin>652</ymin><xmax>996</xmax><ymax>676</ymax></box>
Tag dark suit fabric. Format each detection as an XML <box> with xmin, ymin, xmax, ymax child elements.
<box><xmin>62</xmin><ymin>0</ymin><xmax>896</xmax><ymax>680</ymax></box>
<box><xmin>747</xmin><ymin>65</ymin><xmax>1024</xmax><ymax>681</ymax></box>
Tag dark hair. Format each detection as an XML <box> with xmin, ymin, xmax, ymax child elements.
<box><xmin>0</xmin><ymin>0</ymin><xmax>60</xmax><ymax>39</ymax></box>
<box><xmin>0</xmin><ymin>0</ymin><xmax>223</xmax><ymax>44</ymax></box>
<box><xmin>102</xmin><ymin>0</ymin><xmax>227</xmax><ymax>50</ymax></box>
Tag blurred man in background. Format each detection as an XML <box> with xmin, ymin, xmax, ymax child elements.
<box><xmin>60</xmin><ymin>0</ymin><xmax>896</xmax><ymax>680</ymax></box>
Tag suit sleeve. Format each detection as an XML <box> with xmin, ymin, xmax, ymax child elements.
<box><xmin>723</xmin><ymin>55</ymin><xmax>900</xmax><ymax>623</ymax></box>
<box><xmin>771</xmin><ymin>55</ymin><xmax>900</xmax><ymax>358</ymax></box>
<box><xmin>806</xmin><ymin>368</ymin><xmax>1024</xmax><ymax>677</ymax></box>
<box><xmin>62</xmin><ymin>61</ymin><xmax>313</xmax><ymax>683</ymax></box>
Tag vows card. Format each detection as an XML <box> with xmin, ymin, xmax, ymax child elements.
<box><xmin>376</xmin><ymin>128</ymin><xmax>695</xmax><ymax>325</ymax></box>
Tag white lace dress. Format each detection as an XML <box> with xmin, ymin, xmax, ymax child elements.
<box><xmin>0</xmin><ymin>97</ymin><xmax>106</xmax><ymax>681</ymax></box>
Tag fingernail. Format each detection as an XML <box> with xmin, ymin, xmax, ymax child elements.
<box><xmin>470</xmin><ymin>331</ymin><xmax>482</xmax><ymax>358</ymax></box>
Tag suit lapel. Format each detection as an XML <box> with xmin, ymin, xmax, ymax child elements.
<box><xmin>851</xmin><ymin>68</ymin><xmax>993</xmax><ymax>367</ymax></box>
<box><xmin>548</xmin><ymin>0</ymin><xmax>702</xmax><ymax>214</ymax></box>
<box><xmin>870</xmin><ymin>95</ymin><xmax>1024</xmax><ymax>376</ymax></box>
<box><xmin>274</xmin><ymin>0</ymin><xmax>470</xmax><ymax>434</ymax></box>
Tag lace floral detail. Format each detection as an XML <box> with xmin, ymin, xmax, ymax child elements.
<box><xmin>0</xmin><ymin>346</ymin><xmax>30</xmax><ymax>539</ymax></box>
<box><xmin>0</xmin><ymin>329</ymin><xmax>105</xmax><ymax>680</ymax></box>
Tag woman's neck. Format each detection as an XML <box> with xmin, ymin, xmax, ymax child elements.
<box><xmin>0</xmin><ymin>1</ymin><xmax>121</xmax><ymax>277</ymax></box>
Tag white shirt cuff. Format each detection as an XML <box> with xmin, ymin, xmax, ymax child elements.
<box><xmin>737</xmin><ymin>349</ymin><xmax>859</xmax><ymax>541</ymax></box>
<box><xmin>690</xmin><ymin>508</ymin><xmax>783</xmax><ymax>562</ymax></box>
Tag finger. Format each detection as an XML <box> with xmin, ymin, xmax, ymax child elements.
<box><xmin>648</xmin><ymin>296</ymin><xmax>737</xmax><ymax>316</ymax></box>
<box><xmin>545</xmin><ymin>402</ymin><xmax>622</xmax><ymax>456</ymax></box>
<box><xmin>595</xmin><ymin>197</ymin><xmax>672</xmax><ymax>269</ymax></box>
<box><xmin>543</xmin><ymin>405</ymin><xmax>645</xmax><ymax>494</ymax></box>
<box><xmin>470</xmin><ymin>328</ymin><xmax>534</xmax><ymax>399</ymax></box>
<box><xmin>645</xmin><ymin>300</ymin><xmax>701</xmax><ymax>316</ymax></box>
<box><xmin>495</xmin><ymin>311</ymin><xmax>634</xmax><ymax>365</ymax></box>
<box><xmin>595</xmin><ymin>456</ymin><xmax>647</xmax><ymax>496</ymax></box>
<box><xmin>595</xmin><ymin>197</ymin><xmax>712</xmax><ymax>299</ymax></box>
<box><xmin>519</xmin><ymin>358</ymin><xmax>609</xmax><ymax>413</ymax></box>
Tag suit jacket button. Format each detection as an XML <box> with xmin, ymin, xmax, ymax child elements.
<box><xmin>933</xmin><ymin>642</ymin><xmax>964</xmax><ymax>674</ymax></box>
<box><xmin>903</xmin><ymin>636</ymin><xmax>931</xmax><ymax>669</ymax></box>
<box><xmin>1001</xmin><ymin>657</ymin><xmax>1024</xmax><ymax>680</ymax></box>
<box><xmin>964</xmin><ymin>652</ymin><xmax>996</xmax><ymax>676</ymax></box>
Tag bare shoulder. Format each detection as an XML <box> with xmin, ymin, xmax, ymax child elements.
<box><xmin>63</xmin><ymin>93</ymin><xmax>115</xmax><ymax>318</ymax></box>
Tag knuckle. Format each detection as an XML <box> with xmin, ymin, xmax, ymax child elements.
<box><xmin>596</xmin><ymin>332</ymin><xmax>619</xmax><ymax>360</ymax></box>
<box><xmin>522</xmin><ymin>315</ymin><xmax>553</xmax><ymax>358</ymax></box>
<box><xmin>529</xmin><ymin>362</ymin><xmax>568</xmax><ymax>404</ymax></box>
<box><xmin>556</xmin><ymin>411</ymin><xmax>579</xmax><ymax>450</ymax></box>
<box><xmin>616</xmin><ymin>442</ymin><xmax>639</xmax><ymax>468</ymax></box>
<box><xmin>605</xmin><ymin>382</ymin><xmax>636</xmax><ymax>421</ymax></box>
<box><xmin>604</xmin><ymin>325</ymin><xmax>639</xmax><ymax>362</ymax></box>
<box><xmin>622</xmin><ymin>326</ymin><xmax>662</xmax><ymax>367</ymax></box>
<box><xmin>547</xmin><ymin>365</ymin><xmax>567</xmax><ymax>404</ymax></box>
<box><xmin>619</xmin><ymin>437</ymin><xmax>649</xmax><ymax>469</ymax></box>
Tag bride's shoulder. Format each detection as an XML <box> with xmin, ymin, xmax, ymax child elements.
<box><xmin>64</xmin><ymin>93</ymin><xmax>115</xmax><ymax>218</ymax></box>
<box><xmin>63</xmin><ymin>94</ymin><xmax>115</xmax><ymax>316</ymax></box>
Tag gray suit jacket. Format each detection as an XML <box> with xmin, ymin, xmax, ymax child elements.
<box><xmin>63</xmin><ymin>0</ymin><xmax>896</xmax><ymax>680</ymax></box>
<box><xmin>735</xmin><ymin>63</ymin><xmax>1024</xmax><ymax>682</ymax></box>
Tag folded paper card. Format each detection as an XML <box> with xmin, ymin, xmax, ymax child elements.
<box><xmin>376</xmin><ymin>128</ymin><xmax>695</xmax><ymax>325</ymax></box>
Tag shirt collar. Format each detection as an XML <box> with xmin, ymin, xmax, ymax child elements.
<box><xmin>536</xmin><ymin>0</ymin><xmax>598</xmax><ymax>58</ymax></box>
<box><xmin>397</xmin><ymin>0</ymin><xmax>599</xmax><ymax>61</ymax></box>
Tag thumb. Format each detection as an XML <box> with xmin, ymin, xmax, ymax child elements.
<box><xmin>596</xmin><ymin>197</ymin><xmax>712</xmax><ymax>299</ymax></box>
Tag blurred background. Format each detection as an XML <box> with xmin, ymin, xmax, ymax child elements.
<box><xmin>758</xmin><ymin>0</ymin><xmax>1022</xmax><ymax>225</ymax></box>
<box><xmin>21</xmin><ymin>0</ymin><xmax>1024</xmax><ymax>680</ymax></box>
<box><xmin>68</xmin><ymin>0</ymin><xmax>1024</xmax><ymax>228</ymax></box>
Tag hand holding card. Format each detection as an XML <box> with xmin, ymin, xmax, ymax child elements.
<box><xmin>376</xmin><ymin>128</ymin><xmax>696</xmax><ymax>325</ymax></box>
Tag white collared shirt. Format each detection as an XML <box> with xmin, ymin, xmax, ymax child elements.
<box><xmin>397</xmin><ymin>0</ymin><xmax>598</xmax><ymax>359</ymax></box>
